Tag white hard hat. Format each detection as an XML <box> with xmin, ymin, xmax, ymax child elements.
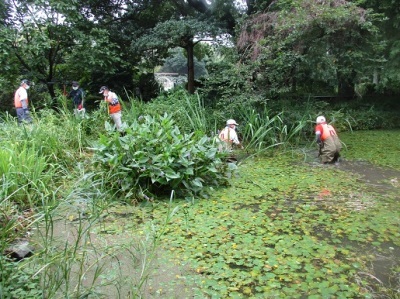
<box><xmin>226</xmin><ymin>119</ymin><xmax>238</xmax><ymax>126</ymax></box>
<box><xmin>316</xmin><ymin>116</ymin><xmax>326</xmax><ymax>124</ymax></box>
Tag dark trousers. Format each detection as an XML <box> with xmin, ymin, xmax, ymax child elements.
<box><xmin>16</xmin><ymin>108</ymin><xmax>32</xmax><ymax>124</ymax></box>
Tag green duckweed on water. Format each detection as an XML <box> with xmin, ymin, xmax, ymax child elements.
<box><xmin>98</xmin><ymin>130</ymin><xmax>400</xmax><ymax>298</ymax></box>
<box><xmin>84</xmin><ymin>130</ymin><xmax>399</xmax><ymax>298</ymax></box>
<box><xmin>340</xmin><ymin>130</ymin><xmax>400</xmax><ymax>170</ymax></box>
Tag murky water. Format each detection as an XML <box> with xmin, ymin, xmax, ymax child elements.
<box><xmin>37</xmin><ymin>151</ymin><xmax>400</xmax><ymax>298</ymax></box>
<box><xmin>337</xmin><ymin>160</ymin><xmax>400</xmax><ymax>192</ymax></box>
<box><xmin>305</xmin><ymin>151</ymin><xmax>400</xmax><ymax>290</ymax></box>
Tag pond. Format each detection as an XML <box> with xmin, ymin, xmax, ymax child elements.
<box><xmin>28</xmin><ymin>130</ymin><xmax>400</xmax><ymax>298</ymax></box>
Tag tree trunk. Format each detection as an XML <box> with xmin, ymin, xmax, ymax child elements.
<box><xmin>246</xmin><ymin>0</ymin><xmax>256</xmax><ymax>15</ymax></box>
<box><xmin>186</xmin><ymin>42</ymin><xmax>195</xmax><ymax>94</ymax></box>
<box><xmin>47</xmin><ymin>83</ymin><xmax>57</xmax><ymax>109</ymax></box>
<box><xmin>373</xmin><ymin>69</ymin><xmax>379</xmax><ymax>84</ymax></box>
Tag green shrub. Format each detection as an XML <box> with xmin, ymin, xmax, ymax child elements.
<box><xmin>0</xmin><ymin>256</ymin><xmax>42</xmax><ymax>299</ymax></box>
<box><xmin>92</xmin><ymin>114</ymin><xmax>236</xmax><ymax>200</ymax></box>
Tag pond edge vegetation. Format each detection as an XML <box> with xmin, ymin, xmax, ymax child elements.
<box><xmin>1</xmin><ymin>90</ymin><xmax>399</xmax><ymax>298</ymax></box>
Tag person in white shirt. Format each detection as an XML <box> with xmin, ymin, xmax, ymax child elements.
<box><xmin>218</xmin><ymin>119</ymin><xmax>242</xmax><ymax>151</ymax></box>
<box><xmin>99</xmin><ymin>86</ymin><xmax>122</xmax><ymax>129</ymax></box>
<box><xmin>14</xmin><ymin>79</ymin><xmax>32</xmax><ymax>124</ymax></box>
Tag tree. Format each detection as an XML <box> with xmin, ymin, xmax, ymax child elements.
<box><xmin>357</xmin><ymin>0</ymin><xmax>400</xmax><ymax>93</ymax></box>
<box><xmin>133</xmin><ymin>0</ymin><xmax>244</xmax><ymax>94</ymax></box>
<box><xmin>1</xmin><ymin>0</ymin><xmax>76</xmax><ymax>103</ymax></box>
<box><xmin>136</xmin><ymin>18</ymin><xmax>220</xmax><ymax>94</ymax></box>
<box><xmin>159</xmin><ymin>49</ymin><xmax>207</xmax><ymax>78</ymax></box>
<box><xmin>0</xmin><ymin>0</ymin><xmax>126</xmax><ymax>108</ymax></box>
<box><xmin>0</xmin><ymin>0</ymin><xmax>245</xmax><ymax>104</ymax></box>
<box><xmin>237</xmin><ymin>0</ymin><xmax>380</xmax><ymax>97</ymax></box>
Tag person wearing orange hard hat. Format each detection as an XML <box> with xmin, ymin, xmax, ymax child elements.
<box><xmin>315</xmin><ymin>115</ymin><xmax>342</xmax><ymax>164</ymax></box>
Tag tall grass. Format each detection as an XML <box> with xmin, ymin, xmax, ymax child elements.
<box><xmin>0</xmin><ymin>142</ymin><xmax>54</xmax><ymax>209</ymax></box>
<box><xmin>239</xmin><ymin>107</ymin><xmax>310</xmax><ymax>152</ymax></box>
<box><xmin>138</xmin><ymin>89</ymin><xmax>220</xmax><ymax>136</ymax></box>
<box><xmin>182</xmin><ymin>93</ymin><xmax>217</xmax><ymax>136</ymax></box>
<box><xmin>1</xmin><ymin>160</ymin><xmax>179</xmax><ymax>298</ymax></box>
<box><xmin>131</xmin><ymin>91</ymin><xmax>313</xmax><ymax>157</ymax></box>
<box><xmin>0</xmin><ymin>109</ymin><xmax>93</xmax><ymax>166</ymax></box>
<box><xmin>0</xmin><ymin>101</ymin><xmax>181</xmax><ymax>298</ymax></box>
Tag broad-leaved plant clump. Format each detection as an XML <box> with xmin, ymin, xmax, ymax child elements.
<box><xmin>0</xmin><ymin>256</ymin><xmax>42</xmax><ymax>299</ymax></box>
<box><xmin>92</xmin><ymin>114</ymin><xmax>236</xmax><ymax>200</ymax></box>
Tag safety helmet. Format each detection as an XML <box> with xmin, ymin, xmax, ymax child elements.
<box><xmin>21</xmin><ymin>79</ymin><xmax>31</xmax><ymax>86</ymax></box>
<box><xmin>99</xmin><ymin>86</ymin><xmax>109</xmax><ymax>93</ymax></box>
<box><xmin>316</xmin><ymin>116</ymin><xmax>326</xmax><ymax>124</ymax></box>
<box><xmin>226</xmin><ymin>119</ymin><xmax>239</xmax><ymax>126</ymax></box>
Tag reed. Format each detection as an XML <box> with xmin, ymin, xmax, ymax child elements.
<box><xmin>239</xmin><ymin>106</ymin><xmax>309</xmax><ymax>152</ymax></box>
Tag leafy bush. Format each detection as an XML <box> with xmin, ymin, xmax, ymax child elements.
<box><xmin>196</xmin><ymin>51</ymin><xmax>256</xmax><ymax>108</ymax></box>
<box><xmin>345</xmin><ymin>108</ymin><xmax>393</xmax><ymax>131</ymax></box>
<box><xmin>318</xmin><ymin>104</ymin><xmax>399</xmax><ymax>132</ymax></box>
<box><xmin>0</xmin><ymin>256</ymin><xmax>42</xmax><ymax>299</ymax></box>
<box><xmin>92</xmin><ymin>114</ymin><xmax>236</xmax><ymax>200</ymax></box>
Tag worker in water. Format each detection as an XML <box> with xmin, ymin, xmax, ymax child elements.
<box><xmin>315</xmin><ymin>115</ymin><xmax>342</xmax><ymax>164</ymax></box>
<box><xmin>218</xmin><ymin>119</ymin><xmax>243</xmax><ymax>152</ymax></box>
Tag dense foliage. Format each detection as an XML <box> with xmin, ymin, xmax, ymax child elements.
<box><xmin>92</xmin><ymin>113</ymin><xmax>235</xmax><ymax>200</ymax></box>
<box><xmin>1</xmin><ymin>0</ymin><xmax>400</xmax><ymax>110</ymax></box>
<box><xmin>1</xmin><ymin>0</ymin><xmax>400</xmax><ymax>297</ymax></box>
<box><xmin>0</xmin><ymin>93</ymin><xmax>399</xmax><ymax>298</ymax></box>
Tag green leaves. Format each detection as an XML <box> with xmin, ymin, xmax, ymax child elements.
<box><xmin>0</xmin><ymin>141</ymin><xmax>51</xmax><ymax>208</ymax></box>
<box><xmin>237</xmin><ymin>0</ymin><xmax>381</xmax><ymax>97</ymax></box>
<box><xmin>92</xmin><ymin>113</ymin><xmax>235</xmax><ymax>199</ymax></box>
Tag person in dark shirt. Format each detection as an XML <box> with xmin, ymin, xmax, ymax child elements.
<box><xmin>69</xmin><ymin>81</ymin><xmax>85</xmax><ymax>116</ymax></box>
